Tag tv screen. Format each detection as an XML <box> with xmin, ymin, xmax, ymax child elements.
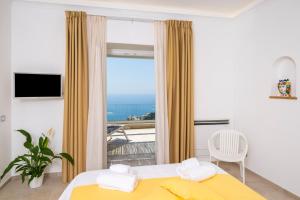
<box><xmin>14</xmin><ymin>73</ymin><xmax>62</xmax><ymax>98</ymax></box>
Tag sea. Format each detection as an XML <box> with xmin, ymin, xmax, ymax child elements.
<box><xmin>107</xmin><ymin>94</ymin><xmax>155</xmax><ymax>121</ymax></box>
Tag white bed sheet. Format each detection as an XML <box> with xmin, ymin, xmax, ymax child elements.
<box><xmin>59</xmin><ymin>161</ymin><xmax>226</xmax><ymax>200</ymax></box>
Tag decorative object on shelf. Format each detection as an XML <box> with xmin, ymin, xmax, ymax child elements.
<box><xmin>0</xmin><ymin>129</ymin><xmax>74</xmax><ymax>188</ymax></box>
<box><xmin>270</xmin><ymin>56</ymin><xmax>297</xmax><ymax>100</ymax></box>
<box><xmin>277</xmin><ymin>79</ymin><xmax>291</xmax><ymax>97</ymax></box>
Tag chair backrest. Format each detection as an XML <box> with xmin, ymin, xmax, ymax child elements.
<box><xmin>209</xmin><ymin>129</ymin><xmax>248</xmax><ymax>157</ymax></box>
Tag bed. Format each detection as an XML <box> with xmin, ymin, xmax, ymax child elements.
<box><xmin>59</xmin><ymin>162</ymin><xmax>266</xmax><ymax>200</ymax></box>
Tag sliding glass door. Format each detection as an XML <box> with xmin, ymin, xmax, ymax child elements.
<box><xmin>106</xmin><ymin>56</ymin><xmax>156</xmax><ymax>167</ymax></box>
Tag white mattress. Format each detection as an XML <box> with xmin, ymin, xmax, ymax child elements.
<box><xmin>59</xmin><ymin>162</ymin><xmax>226</xmax><ymax>200</ymax></box>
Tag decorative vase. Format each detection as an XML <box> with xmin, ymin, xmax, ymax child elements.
<box><xmin>278</xmin><ymin>79</ymin><xmax>291</xmax><ymax>97</ymax></box>
<box><xmin>29</xmin><ymin>174</ymin><xmax>44</xmax><ymax>189</ymax></box>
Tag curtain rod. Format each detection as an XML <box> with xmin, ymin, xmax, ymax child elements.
<box><xmin>88</xmin><ymin>14</ymin><xmax>155</xmax><ymax>23</ymax></box>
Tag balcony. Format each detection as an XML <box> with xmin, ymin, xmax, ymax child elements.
<box><xmin>107</xmin><ymin>120</ymin><xmax>156</xmax><ymax>167</ymax></box>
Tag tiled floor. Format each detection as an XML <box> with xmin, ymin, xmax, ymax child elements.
<box><xmin>0</xmin><ymin>163</ymin><xmax>299</xmax><ymax>200</ymax></box>
<box><xmin>219</xmin><ymin>162</ymin><xmax>300</xmax><ymax>200</ymax></box>
<box><xmin>0</xmin><ymin>174</ymin><xmax>67</xmax><ymax>200</ymax></box>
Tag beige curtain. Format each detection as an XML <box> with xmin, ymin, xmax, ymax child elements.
<box><xmin>166</xmin><ymin>20</ymin><xmax>195</xmax><ymax>163</ymax></box>
<box><xmin>86</xmin><ymin>15</ymin><xmax>107</xmax><ymax>170</ymax></box>
<box><xmin>63</xmin><ymin>11</ymin><xmax>89</xmax><ymax>182</ymax></box>
<box><xmin>154</xmin><ymin>21</ymin><xmax>169</xmax><ymax>164</ymax></box>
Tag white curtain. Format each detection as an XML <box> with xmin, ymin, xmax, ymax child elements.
<box><xmin>86</xmin><ymin>16</ymin><xmax>107</xmax><ymax>170</ymax></box>
<box><xmin>154</xmin><ymin>21</ymin><xmax>169</xmax><ymax>164</ymax></box>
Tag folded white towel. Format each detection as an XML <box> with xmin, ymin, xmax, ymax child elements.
<box><xmin>176</xmin><ymin>165</ymin><xmax>216</xmax><ymax>182</ymax></box>
<box><xmin>96</xmin><ymin>172</ymin><xmax>138</xmax><ymax>192</ymax></box>
<box><xmin>109</xmin><ymin>164</ymin><xmax>131</xmax><ymax>174</ymax></box>
<box><xmin>181</xmin><ymin>157</ymin><xmax>200</xmax><ymax>169</ymax></box>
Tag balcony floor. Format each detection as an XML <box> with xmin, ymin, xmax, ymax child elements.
<box><xmin>107</xmin><ymin>128</ymin><xmax>156</xmax><ymax>167</ymax></box>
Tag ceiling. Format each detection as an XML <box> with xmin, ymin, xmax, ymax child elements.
<box><xmin>26</xmin><ymin>0</ymin><xmax>265</xmax><ymax>17</ymax></box>
<box><xmin>95</xmin><ymin>0</ymin><xmax>261</xmax><ymax>17</ymax></box>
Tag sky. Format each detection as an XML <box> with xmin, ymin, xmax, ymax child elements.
<box><xmin>107</xmin><ymin>57</ymin><xmax>155</xmax><ymax>95</ymax></box>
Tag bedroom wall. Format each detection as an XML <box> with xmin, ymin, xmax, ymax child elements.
<box><xmin>233</xmin><ymin>0</ymin><xmax>300</xmax><ymax>196</ymax></box>
<box><xmin>0</xmin><ymin>0</ymin><xmax>12</xmax><ymax>187</ymax></box>
<box><xmin>11</xmin><ymin>1</ymin><xmax>235</xmax><ymax>173</ymax></box>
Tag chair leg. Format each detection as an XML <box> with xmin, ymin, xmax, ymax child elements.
<box><xmin>240</xmin><ymin>160</ymin><xmax>245</xmax><ymax>184</ymax></box>
<box><xmin>239</xmin><ymin>162</ymin><xmax>243</xmax><ymax>177</ymax></box>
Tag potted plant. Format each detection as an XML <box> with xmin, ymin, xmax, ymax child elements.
<box><xmin>0</xmin><ymin>129</ymin><xmax>74</xmax><ymax>188</ymax></box>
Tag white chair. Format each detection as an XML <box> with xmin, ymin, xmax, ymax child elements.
<box><xmin>208</xmin><ymin>129</ymin><xmax>248</xmax><ymax>183</ymax></box>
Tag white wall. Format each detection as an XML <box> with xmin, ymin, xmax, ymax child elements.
<box><xmin>11</xmin><ymin>1</ymin><xmax>66</xmax><ymax>173</ymax></box>
<box><xmin>11</xmin><ymin>1</ymin><xmax>235</xmax><ymax>173</ymax></box>
<box><xmin>193</xmin><ymin>17</ymin><xmax>235</xmax><ymax>158</ymax></box>
<box><xmin>0</xmin><ymin>0</ymin><xmax>12</xmax><ymax>187</ymax></box>
<box><xmin>107</xmin><ymin>20</ymin><xmax>154</xmax><ymax>45</ymax></box>
<box><xmin>234</xmin><ymin>0</ymin><xmax>300</xmax><ymax>196</ymax></box>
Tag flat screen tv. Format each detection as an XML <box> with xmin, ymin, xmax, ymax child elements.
<box><xmin>14</xmin><ymin>73</ymin><xmax>62</xmax><ymax>98</ymax></box>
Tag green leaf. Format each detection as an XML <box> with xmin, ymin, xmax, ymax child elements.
<box><xmin>59</xmin><ymin>153</ymin><xmax>74</xmax><ymax>165</ymax></box>
<box><xmin>28</xmin><ymin>175</ymin><xmax>35</xmax><ymax>185</ymax></box>
<box><xmin>38</xmin><ymin>137</ymin><xmax>44</xmax><ymax>149</ymax></box>
<box><xmin>16</xmin><ymin>166</ymin><xmax>28</xmax><ymax>173</ymax></box>
<box><xmin>16</xmin><ymin>129</ymin><xmax>32</xmax><ymax>144</ymax></box>
<box><xmin>24</xmin><ymin>141</ymin><xmax>33</xmax><ymax>150</ymax></box>
<box><xmin>52</xmin><ymin>155</ymin><xmax>62</xmax><ymax>159</ymax></box>
<box><xmin>40</xmin><ymin>165</ymin><xmax>48</xmax><ymax>175</ymax></box>
<box><xmin>42</xmin><ymin>137</ymin><xmax>49</xmax><ymax>148</ymax></box>
<box><xmin>15</xmin><ymin>165</ymin><xmax>23</xmax><ymax>171</ymax></box>
<box><xmin>41</xmin><ymin>147</ymin><xmax>54</xmax><ymax>157</ymax></box>
<box><xmin>21</xmin><ymin>172</ymin><xmax>26</xmax><ymax>183</ymax></box>
<box><xmin>0</xmin><ymin>157</ymin><xmax>22</xmax><ymax>180</ymax></box>
<box><xmin>19</xmin><ymin>156</ymin><xmax>30</xmax><ymax>164</ymax></box>
<box><xmin>40</xmin><ymin>156</ymin><xmax>52</xmax><ymax>164</ymax></box>
<box><xmin>17</xmin><ymin>130</ymin><xmax>34</xmax><ymax>151</ymax></box>
<box><xmin>31</xmin><ymin>146</ymin><xmax>39</xmax><ymax>156</ymax></box>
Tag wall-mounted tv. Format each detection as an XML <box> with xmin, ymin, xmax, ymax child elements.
<box><xmin>14</xmin><ymin>73</ymin><xmax>62</xmax><ymax>98</ymax></box>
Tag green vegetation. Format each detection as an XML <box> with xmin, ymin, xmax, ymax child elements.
<box><xmin>0</xmin><ymin>129</ymin><xmax>74</xmax><ymax>185</ymax></box>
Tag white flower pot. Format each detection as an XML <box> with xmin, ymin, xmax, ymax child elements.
<box><xmin>29</xmin><ymin>174</ymin><xmax>44</xmax><ymax>189</ymax></box>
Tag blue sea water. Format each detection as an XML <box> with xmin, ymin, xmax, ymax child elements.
<box><xmin>107</xmin><ymin>94</ymin><xmax>155</xmax><ymax>121</ymax></box>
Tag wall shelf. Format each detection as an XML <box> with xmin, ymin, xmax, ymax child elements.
<box><xmin>269</xmin><ymin>96</ymin><xmax>297</xmax><ymax>100</ymax></box>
